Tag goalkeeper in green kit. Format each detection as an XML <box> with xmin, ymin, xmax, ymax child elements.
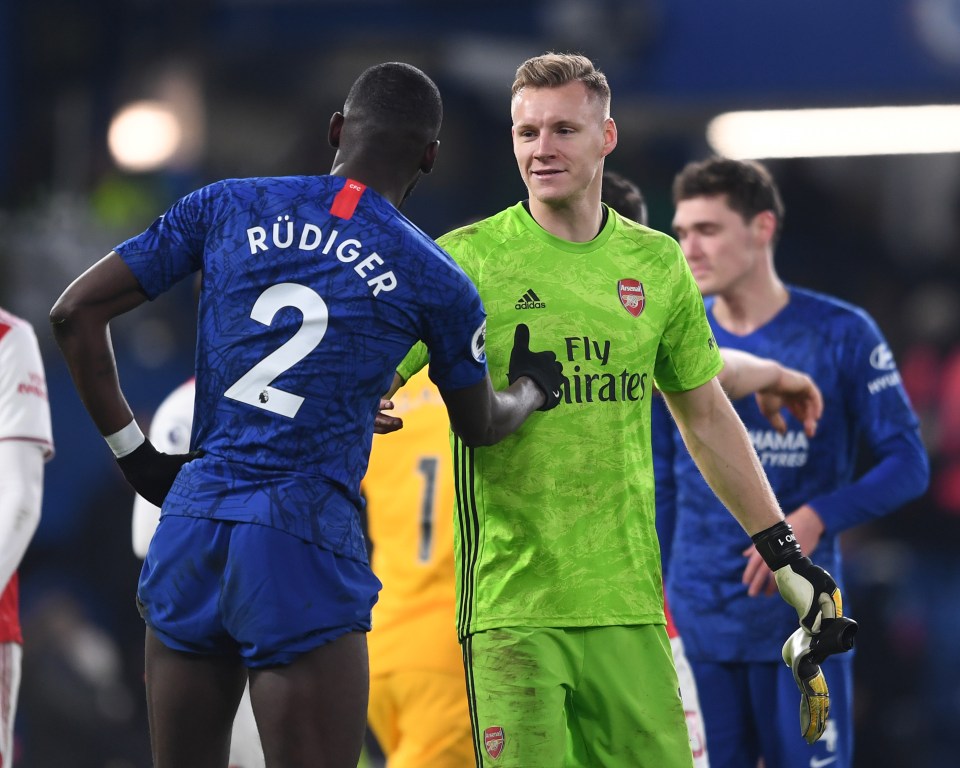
<box><xmin>392</xmin><ymin>52</ymin><xmax>849</xmax><ymax>768</ymax></box>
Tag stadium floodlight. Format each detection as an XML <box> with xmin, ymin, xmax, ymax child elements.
<box><xmin>108</xmin><ymin>100</ymin><xmax>183</xmax><ymax>172</ymax></box>
<box><xmin>707</xmin><ymin>105</ymin><xmax>960</xmax><ymax>159</ymax></box>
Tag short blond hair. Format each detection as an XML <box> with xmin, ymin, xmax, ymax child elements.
<box><xmin>511</xmin><ymin>53</ymin><xmax>610</xmax><ymax>115</ymax></box>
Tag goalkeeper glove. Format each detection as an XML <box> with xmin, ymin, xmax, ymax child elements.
<box><xmin>751</xmin><ymin>520</ymin><xmax>842</xmax><ymax>633</ymax></box>
<box><xmin>782</xmin><ymin>626</ymin><xmax>830</xmax><ymax>743</ymax></box>
<box><xmin>117</xmin><ymin>440</ymin><xmax>202</xmax><ymax>507</ymax></box>
<box><xmin>782</xmin><ymin>617</ymin><xmax>858</xmax><ymax>744</ymax></box>
<box><xmin>507</xmin><ymin>323</ymin><xmax>564</xmax><ymax>411</ymax></box>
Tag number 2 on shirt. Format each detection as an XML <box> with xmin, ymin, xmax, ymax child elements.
<box><xmin>224</xmin><ymin>282</ymin><xmax>328</xmax><ymax>418</ymax></box>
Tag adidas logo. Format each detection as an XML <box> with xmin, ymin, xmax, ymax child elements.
<box><xmin>515</xmin><ymin>289</ymin><xmax>546</xmax><ymax>310</ymax></box>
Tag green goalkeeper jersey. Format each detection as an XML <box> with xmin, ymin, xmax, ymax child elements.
<box><xmin>398</xmin><ymin>202</ymin><xmax>722</xmax><ymax>638</ymax></box>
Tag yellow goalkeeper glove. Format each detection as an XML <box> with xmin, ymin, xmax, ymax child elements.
<box><xmin>781</xmin><ymin>617</ymin><xmax>858</xmax><ymax>744</ymax></box>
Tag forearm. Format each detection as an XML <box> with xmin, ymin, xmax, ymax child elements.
<box><xmin>50</xmin><ymin>252</ymin><xmax>148</xmax><ymax>434</ymax></box>
<box><xmin>664</xmin><ymin>380</ymin><xmax>784</xmax><ymax>536</ymax></box>
<box><xmin>808</xmin><ymin>429</ymin><xmax>930</xmax><ymax>534</ymax></box>
<box><xmin>0</xmin><ymin>443</ymin><xmax>44</xmax><ymax>589</ymax></box>
<box><xmin>717</xmin><ymin>348</ymin><xmax>781</xmax><ymax>400</ymax></box>
<box><xmin>52</xmin><ymin>314</ymin><xmax>135</xmax><ymax>434</ymax></box>
<box><xmin>445</xmin><ymin>376</ymin><xmax>545</xmax><ymax>447</ymax></box>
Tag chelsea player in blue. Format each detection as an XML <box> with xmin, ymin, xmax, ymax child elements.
<box><xmin>656</xmin><ymin>157</ymin><xmax>929</xmax><ymax>768</ymax></box>
<box><xmin>50</xmin><ymin>62</ymin><xmax>563</xmax><ymax>768</ymax></box>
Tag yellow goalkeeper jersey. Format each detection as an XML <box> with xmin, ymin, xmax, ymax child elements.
<box><xmin>364</xmin><ymin>368</ymin><xmax>462</xmax><ymax>676</ymax></box>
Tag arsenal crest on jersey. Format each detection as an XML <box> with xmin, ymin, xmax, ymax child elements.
<box><xmin>618</xmin><ymin>279</ymin><xmax>646</xmax><ymax>317</ymax></box>
<box><xmin>483</xmin><ymin>726</ymin><xmax>505</xmax><ymax>759</ymax></box>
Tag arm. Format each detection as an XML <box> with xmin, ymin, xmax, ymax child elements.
<box><xmin>439</xmin><ymin>323</ymin><xmax>561</xmax><ymax>447</ymax></box>
<box><xmin>0</xmin><ymin>317</ymin><xmax>51</xmax><ymax>586</ymax></box>
<box><xmin>374</xmin><ymin>342</ymin><xmax>429</xmax><ymax>434</ymax></box>
<box><xmin>741</xmin><ymin>429</ymin><xmax>929</xmax><ymax>596</ymax></box>
<box><xmin>432</xmin><ymin>323</ymin><xmax>563</xmax><ymax>447</ymax></box>
<box><xmin>718</xmin><ymin>348</ymin><xmax>823</xmax><ymax>438</ymax></box>
<box><xmin>663</xmin><ymin>378</ymin><xmax>844</xmax><ymax>634</ymax></box>
<box><xmin>51</xmin><ymin>252</ymin><xmax>199</xmax><ymax>506</ymax></box>
<box><xmin>439</xmin><ymin>375</ymin><xmax>546</xmax><ymax>447</ymax></box>
<box><xmin>662</xmin><ymin>378</ymin><xmax>784</xmax><ymax>536</ymax></box>
<box><xmin>384</xmin><ymin>366</ymin><xmax>551</xmax><ymax>446</ymax></box>
<box><xmin>807</xmin><ymin>428</ymin><xmax>929</xmax><ymax>533</ymax></box>
<box><xmin>0</xmin><ymin>442</ymin><xmax>44</xmax><ymax>589</ymax></box>
<box><xmin>49</xmin><ymin>251</ymin><xmax>149</xmax><ymax>435</ymax></box>
<box><xmin>376</xmin><ymin>327</ymin><xmax>553</xmax><ymax>440</ymax></box>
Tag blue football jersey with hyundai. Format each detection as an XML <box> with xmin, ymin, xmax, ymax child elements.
<box><xmin>655</xmin><ymin>286</ymin><xmax>922</xmax><ymax>662</ymax></box>
<box><xmin>116</xmin><ymin>176</ymin><xmax>487</xmax><ymax>562</ymax></box>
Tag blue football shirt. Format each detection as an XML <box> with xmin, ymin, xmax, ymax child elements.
<box><xmin>656</xmin><ymin>286</ymin><xmax>921</xmax><ymax>662</ymax></box>
<box><xmin>116</xmin><ymin>176</ymin><xmax>487</xmax><ymax>561</ymax></box>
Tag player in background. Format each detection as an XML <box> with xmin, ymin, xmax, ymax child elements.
<box><xmin>599</xmin><ymin>169</ymin><xmax>826</xmax><ymax>768</ymax></box>
<box><xmin>50</xmin><ymin>61</ymin><xmax>563</xmax><ymax>768</ymax></box>
<box><xmin>602</xmin><ymin>171</ymin><xmax>822</xmax><ymax>434</ymax></box>
<box><xmin>658</xmin><ymin>156</ymin><xmax>929</xmax><ymax>768</ymax></box>
<box><xmin>131</xmin><ymin>378</ymin><xmax>264</xmax><ymax>768</ymax></box>
<box><xmin>363</xmin><ymin>367</ymin><xmax>475</xmax><ymax>768</ymax></box>
<box><xmin>0</xmin><ymin>307</ymin><xmax>54</xmax><ymax>767</ymax></box>
<box><xmin>394</xmin><ymin>53</ymin><xmax>842</xmax><ymax>768</ymax></box>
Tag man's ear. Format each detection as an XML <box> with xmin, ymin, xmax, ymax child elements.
<box><xmin>328</xmin><ymin>112</ymin><xmax>344</xmax><ymax>148</ymax></box>
<box><xmin>753</xmin><ymin>210</ymin><xmax>778</xmax><ymax>246</ymax></box>
<box><xmin>601</xmin><ymin>117</ymin><xmax>618</xmax><ymax>158</ymax></box>
<box><xmin>420</xmin><ymin>140</ymin><xmax>440</xmax><ymax>174</ymax></box>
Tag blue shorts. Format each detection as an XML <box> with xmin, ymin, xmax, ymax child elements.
<box><xmin>137</xmin><ymin>515</ymin><xmax>381</xmax><ymax>667</ymax></box>
<box><xmin>691</xmin><ymin>654</ymin><xmax>853</xmax><ymax>768</ymax></box>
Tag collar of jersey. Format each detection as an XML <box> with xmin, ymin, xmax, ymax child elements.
<box><xmin>512</xmin><ymin>201</ymin><xmax>617</xmax><ymax>254</ymax></box>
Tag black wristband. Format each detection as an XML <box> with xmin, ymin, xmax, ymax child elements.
<box><xmin>751</xmin><ymin>520</ymin><xmax>803</xmax><ymax>571</ymax></box>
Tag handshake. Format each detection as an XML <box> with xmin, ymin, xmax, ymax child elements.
<box><xmin>752</xmin><ymin>521</ymin><xmax>858</xmax><ymax>744</ymax></box>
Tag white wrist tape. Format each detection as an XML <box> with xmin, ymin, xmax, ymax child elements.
<box><xmin>104</xmin><ymin>420</ymin><xmax>146</xmax><ymax>458</ymax></box>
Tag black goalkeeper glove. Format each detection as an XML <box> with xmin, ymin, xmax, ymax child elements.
<box><xmin>752</xmin><ymin>521</ymin><xmax>844</xmax><ymax>634</ymax></box>
<box><xmin>116</xmin><ymin>440</ymin><xmax>203</xmax><ymax>507</ymax></box>
<box><xmin>782</xmin><ymin>617</ymin><xmax>858</xmax><ymax>743</ymax></box>
<box><xmin>507</xmin><ymin>323</ymin><xmax>564</xmax><ymax>411</ymax></box>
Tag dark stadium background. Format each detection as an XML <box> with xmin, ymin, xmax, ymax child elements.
<box><xmin>1</xmin><ymin>1</ymin><xmax>958</xmax><ymax>766</ymax></box>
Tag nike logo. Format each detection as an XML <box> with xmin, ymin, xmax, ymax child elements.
<box><xmin>552</xmin><ymin>390</ymin><xmax>561</xmax><ymax>399</ymax></box>
<box><xmin>810</xmin><ymin>756</ymin><xmax>837</xmax><ymax>768</ymax></box>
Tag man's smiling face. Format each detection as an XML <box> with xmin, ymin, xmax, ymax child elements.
<box><xmin>511</xmin><ymin>81</ymin><xmax>615</xmax><ymax>209</ymax></box>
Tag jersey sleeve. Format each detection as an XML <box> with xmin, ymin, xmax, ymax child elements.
<box><xmin>841</xmin><ymin>314</ymin><xmax>921</xmax><ymax>442</ymax></box>
<box><xmin>653</xmin><ymin>242</ymin><xmax>723</xmax><ymax>392</ymax></box>
<box><xmin>415</xmin><ymin>245</ymin><xmax>488</xmax><ymax>392</ymax></box>
<box><xmin>114</xmin><ymin>184</ymin><xmax>218</xmax><ymax>298</ymax></box>
<box><xmin>0</xmin><ymin>321</ymin><xmax>54</xmax><ymax>459</ymax></box>
<box><xmin>806</xmin><ymin>311</ymin><xmax>928</xmax><ymax>531</ymax></box>
<box><xmin>397</xmin><ymin>341</ymin><xmax>429</xmax><ymax>383</ymax></box>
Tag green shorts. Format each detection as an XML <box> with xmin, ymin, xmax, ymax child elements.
<box><xmin>463</xmin><ymin>624</ymin><xmax>693</xmax><ymax>768</ymax></box>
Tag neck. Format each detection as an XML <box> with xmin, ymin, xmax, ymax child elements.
<box><xmin>527</xmin><ymin>194</ymin><xmax>604</xmax><ymax>243</ymax></box>
<box><xmin>330</xmin><ymin>156</ymin><xmax>408</xmax><ymax>209</ymax></box>
<box><xmin>711</xmin><ymin>269</ymin><xmax>790</xmax><ymax>336</ymax></box>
